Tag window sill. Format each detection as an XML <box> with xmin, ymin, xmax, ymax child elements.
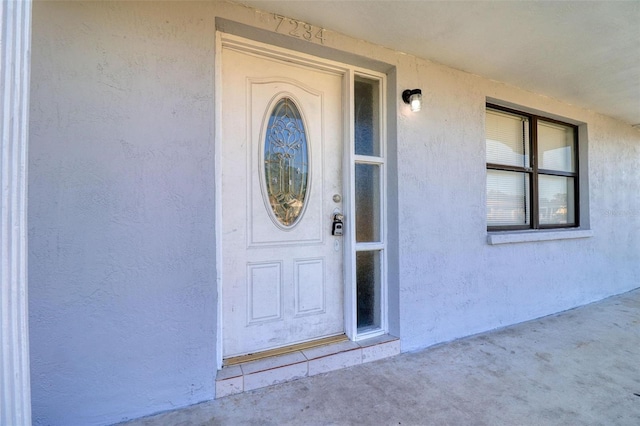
<box><xmin>487</xmin><ymin>229</ymin><xmax>593</xmax><ymax>245</ymax></box>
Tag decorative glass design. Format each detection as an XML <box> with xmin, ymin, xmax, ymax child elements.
<box><xmin>264</xmin><ymin>97</ymin><xmax>309</xmax><ymax>227</ymax></box>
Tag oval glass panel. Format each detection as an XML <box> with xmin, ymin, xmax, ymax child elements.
<box><xmin>264</xmin><ymin>97</ymin><xmax>309</xmax><ymax>227</ymax></box>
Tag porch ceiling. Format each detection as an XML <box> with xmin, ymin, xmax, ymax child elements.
<box><xmin>237</xmin><ymin>0</ymin><xmax>640</xmax><ymax>126</ymax></box>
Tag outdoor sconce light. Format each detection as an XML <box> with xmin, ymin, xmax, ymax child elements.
<box><xmin>402</xmin><ymin>89</ymin><xmax>422</xmax><ymax>112</ymax></box>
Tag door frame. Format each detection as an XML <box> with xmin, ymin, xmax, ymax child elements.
<box><xmin>214</xmin><ymin>32</ymin><xmax>388</xmax><ymax>368</ymax></box>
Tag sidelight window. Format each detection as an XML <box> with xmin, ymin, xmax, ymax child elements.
<box><xmin>354</xmin><ymin>76</ymin><xmax>385</xmax><ymax>334</ymax></box>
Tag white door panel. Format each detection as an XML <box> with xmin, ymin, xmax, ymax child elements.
<box><xmin>221</xmin><ymin>47</ymin><xmax>344</xmax><ymax>357</ymax></box>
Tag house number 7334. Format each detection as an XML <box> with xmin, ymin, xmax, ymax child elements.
<box><xmin>274</xmin><ymin>14</ymin><xmax>326</xmax><ymax>44</ymax></box>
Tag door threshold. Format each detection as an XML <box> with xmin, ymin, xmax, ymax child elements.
<box><xmin>216</xmin><ymin>334</ymin><xmax>400</xmax><ymax>399</ymax></box>
<box><xmin>223</xmin><ymin>334</ymin><xmax>348</xmax><ymax>366</ymax></box>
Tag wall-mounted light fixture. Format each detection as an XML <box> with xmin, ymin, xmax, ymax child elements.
<box><xmin>402</xmin><ymin>89</ymin><xmax>422</xmax><ymax>112</ymax></box>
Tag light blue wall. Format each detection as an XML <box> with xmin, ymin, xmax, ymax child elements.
<box><xmin>29</xmin><ymin>2</ymin><xmax>217</xmax><ymax>424</ymax></box>
<box><xmin>395</xmin><ymin>72</ymin><xmax>640</xmax><ymax>351</ymax></box>
<box><xmin>28</xmin><ymin>1</ymin><xmax>640</xmax><ymax>425</ymax></box>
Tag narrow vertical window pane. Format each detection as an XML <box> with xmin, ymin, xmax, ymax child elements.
<box><xmin>356</xmin><ymin>250</ymin><xmax>381</xmax><ymax>331</ymax></box>
<box><xmin>486</xmin><ymin>109</ymin><xmax>529</xmax><ymax>167</ymax></box>
<box><xmin>354</xmin><ymin>77</ymin><xmax>380</xmax><ymax>156</ymax></box>
<box><xmin>539</xmin><ymin>175</ymin><xmax>575</xmax><ymax>225</ymax></box>
<box><xmin>355</xmin><ymin>164</ymin><xmax>380</xmax><ymax>242</ymax></box>
<box><xmin>537</xmin><ymin>121</ymin><xmax>575</xmax><ymax>172</ymax></box>
<box><xmin>487</xmin><ymin>170</ymin><xmax>531</xmax><ymax>227</ymax></box>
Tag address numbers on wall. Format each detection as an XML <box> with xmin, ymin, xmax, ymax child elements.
<box><xmin>274</xmin><ymin>14</ymin><xmax>326</xmax><ymax>44</ymax></box>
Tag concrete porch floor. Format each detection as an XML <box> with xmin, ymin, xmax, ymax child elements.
<box><xmin>121</xmin><ymin>289</ymin><xmax>640</xmax><ymax>425</ymax></box>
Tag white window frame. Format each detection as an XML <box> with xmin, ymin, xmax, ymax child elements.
<box><xmin>348</xmin><ymin>72</ymin><xmax>388</xmax><ymax>340</ymax></box>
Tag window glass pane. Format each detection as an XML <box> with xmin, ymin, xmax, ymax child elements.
<box><xmin>355</xmin><ymin>163</ymin><xmax>380</xmax><ymax>242</ymax></box>
<box><xmin>264</xmin><ymin>98</ymin><xmax>309</xmax><ymax>227</ymax></box>
<box><xmin>486</xmin><ymin>109</ymin><xmax>530</xmax><ymax>168</ymax></box>
<box><xmin>487</xmin><ymin>170</ymin><xmax>531</xmax><ymax>227</ymax></box>
<box><xmin>355</xmin><ymin>77</ymin><xmax>380</xmax><ymax>156</ymax></box>
<box><xmin>539</xmin><ymin>175</ymin><xmax>575</xmax><ymax>225</ymax></box>
<box><xmin>537</xmin><ymin>121</ymin><xmax>575</xmax><ymax>172</ymax></box>
<box><xmin>357</xmin><ymin>250</ymin><xmax>381</xmax><ymax>332</ymax></box>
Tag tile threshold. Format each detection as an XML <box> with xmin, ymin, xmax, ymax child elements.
<box><xmin>215</xmin><ymin>334</ymin><xmax>400</xmax><ymax>398</ymax></box>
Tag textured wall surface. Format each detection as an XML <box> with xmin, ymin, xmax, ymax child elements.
<box><xmin>395</xmin><ymin>68</ymin><xmax>640</xmax><ymax>351</ymax></box>
<box><xmin>29</xmin><ymin>2</ymin><xmax>217</xmax><ymax>424</ymax></box>
<box><xmin>28</xmin><ymin>1</ymin><xmax>640</xmax><ymax>425</ymax></box>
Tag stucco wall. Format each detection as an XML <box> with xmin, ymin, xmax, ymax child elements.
<box><xmin>29</xmin><ymin>2</ymin><xmax>218</xmax><ymax>424</ymax></box>
<box><xmin>28</xmin><ymin>1</ymin><xmax>640</xmax><ymax>425</ymax></box>
<box><xmin>395</xmin><ymin>70</ymin><xmax>640</xmax><ymax>351</ymax></box>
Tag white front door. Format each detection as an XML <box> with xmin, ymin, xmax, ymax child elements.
<box><xmin>221</xmin><ymin>43</ymin><xmax>345</xmax><ymax>358</ymax></box>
